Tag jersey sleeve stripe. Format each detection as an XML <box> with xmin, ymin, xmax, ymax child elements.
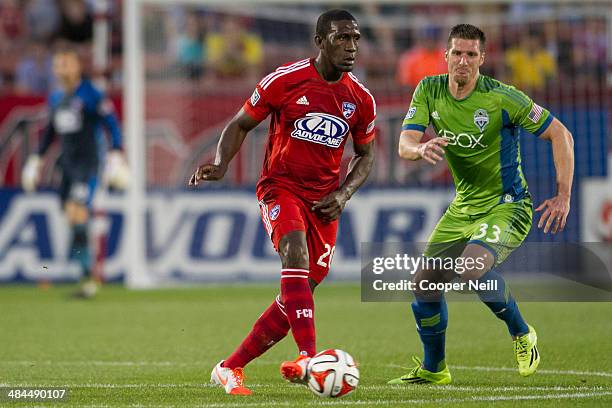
<box><xmin>347</xmin><ymin>72</ymin><xmax>377</xmax><ymax>115</ymax></box>
<box><xmin>493</xmin><ymin>88</ymin><xmax>530</xmax><ymax>109</ymax></box>
<box><xmin>402</xmin><ymin>124</ymin><xmax>427</xmax><ymax>132</ymax></box>
<box><xmin>259</xmin><ymin>60</ymin><xmax>309</xmax><ymax>89</ymax></box>
<box><xmin>258</xmin><ymin>58</ymin><xmax>309</xmax><ymax>87</ymax></box>
<box><xmin>259</xmin><ymin>59</ymin><xmax>310</xmax><ymax>89</ymax></box>
<box><xmin>260</xmin><ymin>63</ymin><xmax>310</xmax><ymax>90</ymax></box>
<box><xmin>504</xmin><ymin>89</ymin><xmax>530</xmax><ymax>108</ymax></box>
<box><xmin>533</xmin><ymin>114</ymin><xmax>554</xmax><ymax>137</ymax></box>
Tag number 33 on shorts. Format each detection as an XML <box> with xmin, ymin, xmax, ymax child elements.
<box><xmin>472</xmin><ymin>223</ymin><xmax>501</xmax><ymax>243</ymax></box>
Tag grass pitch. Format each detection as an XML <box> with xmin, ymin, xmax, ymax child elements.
<box><xmin>0</xmin><ymin>283</ymin><xmax>611</xmax><ymax>407</ymax></box>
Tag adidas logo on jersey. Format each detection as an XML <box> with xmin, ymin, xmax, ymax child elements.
<box><xmin>296</xmin><ymin>96</ymin><xmax>309</xmax><ymax>105</ymax></box>
<box><xmin>431</xmin><ymin>111</ymin><xmax>440</xmax><ymax>120</ymax></box>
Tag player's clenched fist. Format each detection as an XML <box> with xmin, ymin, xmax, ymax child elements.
<box><xmin>312</xmin><ymin>190</ymin><xmax>349</xmax><ymax>222</ymax></box>
<box><xmin>188</xmin><ymin>163</ymin><xmax>227</xmax><ymax>186</ymax></box>
<box><xmin>417</xmin><ymin>138</ymin><xmax>448</xmax><ymax>165</ymax></box>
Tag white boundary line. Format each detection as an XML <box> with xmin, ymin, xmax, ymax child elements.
<box><xmin>0</xmin><ymin>383</ymin><xmax>218</xmax><ymax>388</ymax></box>
<box><xmin>388</xmin><ymin>363</ymin><xmax>612</xmax><ymax>378</ymax></box>
<box><xmin>1</xmin><ymin>383</ymin><xmax>611</xmax><ymax>392</ymax></box>
<box><xmin>3</xmin><ymin>360</ymin><xmax>611</xmax><ymax>378</ymax></box>
<box><xmin>199</xmin><ymin>393</ymin><xmax>612</xmax><ymax>407</ymax></box>
<box><xmin>36</xmin><ymin>391</ymin><xmax>612</xmax><ymax>408</ymax></box>
<box><xmin>449</xmin><ymin>364</ymin><xmax>612</xmax><ymax>378</ymax></box>
<box><xmin>3</xmin><ymin>385</ymin><xmax>611</xmax><ymax>407</ymax></box>
<box><xmin>364</xmin><ymin>385</ymin><xmax>612</xmax><ymax>392</ymax></box>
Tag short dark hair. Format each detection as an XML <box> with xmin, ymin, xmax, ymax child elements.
<box><xmin>316</xmin><ymin>9</ymin><xmax>356</xmax><ymax>37</ymax></box>
<box><xmin>447</xmin><ymin>24</ymin><xmax>486</xmax><ymax>51</ymax></box>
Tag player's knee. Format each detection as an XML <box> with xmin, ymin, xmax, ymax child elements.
<box><xmin>457</xmin><ymin>243</ymin><xmax>494</xmax><ymax>282</ymax></box>
<box><xmin>278</xmin><ymin>232</ymin><xmax>309</xmax><ymax>269</ymax></box>
<box><xmin>281</xmin><ymin>243</ymin><xmax>308</xmax><ymax>268</ymax></box>
<box><xmin>412</xmin><ymin>268</ymin><xmax>444</xmax><ymax>301</ymax></box>
<box><xmin>65</xmin><ymin>201</ymin><xmax>89</xmax><ymax>224</ymax></box>
<box><xmin>458</xmin><ymin>259</ymin><xmax>492</xmax><ymax>281</ymax></box>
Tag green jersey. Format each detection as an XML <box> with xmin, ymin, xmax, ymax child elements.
<box><xmin>402</xmin><ymin>74</ymin><xmax>553</xmax><ymax>214</ymax></box>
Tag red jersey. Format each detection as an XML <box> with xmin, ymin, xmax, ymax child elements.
<box><xmin>243</xmin><ymin>58</ymin><xmax>376</xmax><ymax>202</ymax></box>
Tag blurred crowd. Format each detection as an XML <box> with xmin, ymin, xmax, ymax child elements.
<box><xmin>0</xmin><ymin>0</ymin><xmax>105</xmax><ymax>94</ymax></box>
<box><xmin>144</xmin><ymin>8</ymin><xmax>264</xmax><ymax>86</ymax></box>
<box><xmin>0</xmin><ymin>1</ymin><xmax>608</xmax><ymax>96</ymax></box>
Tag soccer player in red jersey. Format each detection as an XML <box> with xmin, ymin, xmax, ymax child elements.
<box><xmin>189</xmin><ymin>9</ymin><xmax>376</xmax><ymax>395</ymax></box>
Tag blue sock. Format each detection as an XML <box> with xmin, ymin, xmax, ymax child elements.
<box><xmin>477</xmin><ymin>270</ymin><xmax>528</xmax><ymax>337</ymax></box>
<box><xmin>70</xmin><ymin>223</ymin><xmax>91</xmax><ymax>278</ymax></box>
<box><xmin>411</xmin><ymin>297</ymin><xmax>448</xmax><ymax>372</ymax></box>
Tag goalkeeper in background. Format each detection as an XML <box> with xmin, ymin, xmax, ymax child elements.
<box><xmin>22</xmin><ymin>48</ymin><xmax>128</xmax><ymax>298</ymax></box>
<box><xmin>390</xmin><ymin>24</ymin><xmax>574</xmax><ymax>384</ymax></box>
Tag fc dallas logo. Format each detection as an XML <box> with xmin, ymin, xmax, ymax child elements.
<box><xmin>342</xmin><ymin>102</ymin><xmax>356</xmax><ymax>119</ymax></box>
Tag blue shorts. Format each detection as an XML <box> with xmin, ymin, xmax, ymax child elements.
<box><xmin>59</xmin><ymin>168</ymin><xmax>98</xmax><ymax>208</ymax></box>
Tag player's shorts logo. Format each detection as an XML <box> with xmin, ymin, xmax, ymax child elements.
<box><xmin>269</xmin><ymin>204</ymin><xmax>281</xmax><ymax>220</ymax></box>
<box><xmin>474</xmin><ymin>109</ymin><xmax>489</xmax><ymax>132</ymax></box>
<box><xmin>70</xmin><ymin>182</ymin><xmax>90</xmax><ymax>204</ymax></box>
<box><xmin>291</xmin><ymin>113</ymin><xmax>349</xmax><ymax>148</ymax></box>
<box><xmin>342</xmin><ymin>102</ymin><xmax>356</xmax><ymax>119</ymax></box>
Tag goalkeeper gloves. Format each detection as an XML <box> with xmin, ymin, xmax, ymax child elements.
<box><xmin>104</xmin><ymin>150</ymin><xmax>130</xmax><ymax>190</ymax></box>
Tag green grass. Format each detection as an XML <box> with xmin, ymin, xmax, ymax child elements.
<box><xmin>0</xmin><ymin>283</ymin><xmax>611</xmax><ymax>407</ymax></box>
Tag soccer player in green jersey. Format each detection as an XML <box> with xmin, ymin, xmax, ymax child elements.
<box><xmin>388</xmin><ymin>24</ymin><xmax>574</xmax><ymax>384</ymax></box>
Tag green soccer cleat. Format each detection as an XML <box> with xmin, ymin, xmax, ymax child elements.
<box><xmin>387</xmin><ymin>356</ymin><xmax>452</xmax><ymax>385</ymax></box>
<box><xmin>514</xmin><ymin>324</ymin><xmax>540</xmax><ymax>377</ymax></box>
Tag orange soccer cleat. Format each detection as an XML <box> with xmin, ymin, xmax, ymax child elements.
<box><xmin>280</xmin><ymin>354</ymin><xmax>311</xmax><ymax>384</ymax></box>
<box><xmin>210</xmin><ymin>361</ymin><xmax>252</xmax><ymax>395</ymax></box>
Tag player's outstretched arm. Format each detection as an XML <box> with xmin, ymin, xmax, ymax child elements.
<box><xmin>535</xmin><ymin>117</ymin><xmax>574</xmax><ymax>234</ymax></box>
<box><xmin>189</xmin><ymin>109</ymin><xmax>260</xmax><ymax>186</ymax></box>
<box><xmin>312</xmin><ymin>140</ymin><xmax>374</xmax><ymax>222</ymax></box>
<box><xmin>398</xmin><ymin>130</ymin><xmax>448</xmax><ymax>164</ymax></box>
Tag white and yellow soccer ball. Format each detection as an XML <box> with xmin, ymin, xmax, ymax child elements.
<box><xmin>307</xmin><ymin>349</ymin><xmax>359</xmax><ymax>398</ymax></box>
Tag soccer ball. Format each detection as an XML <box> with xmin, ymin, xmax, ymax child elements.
<box><xmin>307</xmin><ymin>349</ymin><xmax>359</xmax><ymax>398</ymax></box>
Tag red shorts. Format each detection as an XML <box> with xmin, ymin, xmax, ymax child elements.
<box><xmin>258</xmin><ymin>188</ymin><xmax>338</xmax><ymax>284</ymax></box>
